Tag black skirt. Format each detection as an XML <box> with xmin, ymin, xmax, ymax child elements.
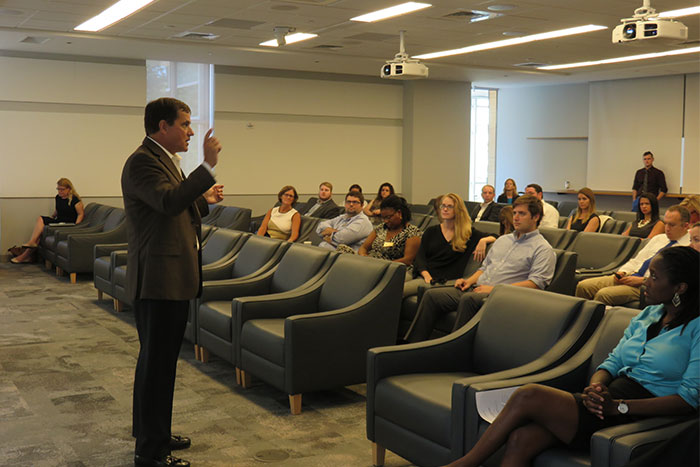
<box><xmin>569</xmin><ymin>376</ymin><xmax>655</xmax><ymax>450</ymax></box>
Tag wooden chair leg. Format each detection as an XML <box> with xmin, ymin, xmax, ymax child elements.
<box><xmin>45</xmin><ymin>260</ymin><xmax>52</xmax><ymax>269</ymax></box>
<box><xmin>193</xmin><ymin>344</ymin><xmax>201</xmax><ymax>361</ymax></box>
<box><xmin>70</xmin><ymin>273</ymin><xmax>77</xmax><ymax>284</ymax></box>
<box><xmin>240</xmin><ymin>370</ymin><xmax>252</xmax><ymax>389</ymax></box>
<box><xmin>199</xmin><ymin>346</ymin><xmax>210</xmax><ymax>363</ymax></box>
<box><xmin>235</xmin><ymin>367</ymin><xmax>241</xmax><ymax>386</ymax></box>
<box><xmin>289</xmin><ymin>394</ymin><xmax>302</xmax><ymax>415</ymax></box>
<box><xmin>114</xmin><ymin>300</ymin><xmax>124</xmax><ymax>313</ymax></box>
<box><xmin>372</xmin><ymin>442</ymin><xmax>386</xmax><ymax>467</ymax></box>
<box><xmin>56</xmin><ymin>267</ymin><xmax>63</xmax><ymax>277</ymax></box>
<box><xmin>97</xmin><ymin>289</ymin><xmax>103</xmax><ymax>300</ymax></box>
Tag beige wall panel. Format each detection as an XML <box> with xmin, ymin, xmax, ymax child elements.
<box><xmin>683</xmin><ymin>73</ymin><xmax>699</xmax><ymax>194</ymax></box>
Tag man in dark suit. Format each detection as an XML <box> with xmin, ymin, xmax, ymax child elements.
<box><xmin>122</xmin><ymin>97</ymin><xmax>224</xmax><ymax>467</ymax></box>
<box><xmin>470</xmin><ymin>184</ymin><xmax>501</xmax><ymax>222</ymax></box>
<box><xmin>296</xmin><ymin>181</ymin><xmax>339</xmax><ymax>219</ymax></box>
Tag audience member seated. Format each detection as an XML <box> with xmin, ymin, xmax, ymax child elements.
<box><xmin>353</xmin><ymin>195</ymin><xmax>421</xmax><ymax>276</ymax></box>
<box><xmin>525</xmin><ymin>183</ymin><xmax>559</xmax><ymax>228</ymax></box>
<box><xmin>622</xmin><ymin>191</ymin><xmax>664</xmax><ymax>239</ymax></box>
<box><xmin>497</xmin><ymin>178</ymin><xmax>517</xmax><ymax>204</ymax></box>
<box><xmin>470</xmin><ymin>185</ymin><xmax>501</xmax><ymax>222</ymax></box>
<box><xmin>576</xmin><ymin>205</ymin><xmax>690</xmax><ymax>305</ymax></box>
<box><xmin>472</xmin><ymin>205</ymin><xmax>514</xmax><ymax>262</ymax></box>
<box><xmin>446</xmin><ymin>245</ymin><xmax>699</xmax><ymax>467</ymax></box>
<box><xmin>316</xmin><ymin>191</ymin><xmax>372</xmax><ymax>252</ymax></box>
<box><xmin>406</xmin><ymin>193</ymin><xmax>490</xmax><ymax>295</ymax></box>
<box><xmin>257</xmin><ymin>185</ymin><xmax>301</xmax><ymax>242</ymax></box>
<box><xmin>364</xmin><ymin>182</ymin><xmax>395</xmax><ymax>224</ymax></box>
<box><xmin>404</xmin><ymin>195</ymin><xmax>555</xmax><ymax>343</ymax></box>
<box><xmin>691</xmin><ymin>222</ymin><xmax>700</xmax><ymax>253</ymax></box>
<box><xmin>680</xmin><ymin>195</ymin><xmax>700</xmax><ymax>225</ymax></box>
<box><xmin>298</xmin><ymin>181</ymin><xmax>338</xmax><ymax>219</ymax></box>
<box><xmin>565</xmin><ymin>187</ymin><xmax>600</xmax><ymax>232</ymax></box>
<box><xmin>348</xmin><ymin>184</ymin><xmax>368</xmax><ymax>208</ymax></box>
<box><xmin>11</xmin><ymin>178</ymin><xmax>85</xmax><ymax>264</ymax></box>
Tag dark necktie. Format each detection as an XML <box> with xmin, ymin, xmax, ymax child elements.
<box><xmin>642</xmin><ymin>169</ymin><xmax>648</xmax><ymax>193</ymax></box>
<box><xmin>633</xmin><ymin>240</ymin><xmax>677</xmax><ymax>277</ymax></box>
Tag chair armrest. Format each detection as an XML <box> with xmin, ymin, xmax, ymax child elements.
<box><xmin>201</xmin><ymin>251</ymin><xmax>242</xmax><ymax>281</ymax></box>
<box><xmin>112</xmin><ymin>250</ymin><xmax>128</xmax><ymax>267</ymax></box>
<box><xmin>94</xmin><ymin>243</ymin><xmax>128</xmax><ymax>260</ymax></box>
<box><xmin>592</xmin><ymin>416</ymin><xmax>696</xmax><ymax>467</ymax></box>
<box><xmin>200</xmin><ymin>270</ymin><xmax>275</xmax><ymax>302</ymax></box>
<box><xmin>57</xmin><ymin>225</ymin><xmax>104</xmax><ymax>241</ymax></box>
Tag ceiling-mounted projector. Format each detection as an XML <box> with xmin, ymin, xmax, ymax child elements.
<box><xmin>380</xmin><ymin>30</ymin><xmax>429</xmax><ymax>80</ymax></box>
<box><xmin>612</xmin><ymin>0</ymin><xmax>688</xmax><ymax>43</ymax></box>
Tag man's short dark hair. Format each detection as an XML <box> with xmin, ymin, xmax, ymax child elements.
<box><xmin>666</xmin><ymin>205</ymin><xmax>690</xmax><ymax>224</ymax></box>
<box><xmin>526</xmin><ymin>183</ymin><xmax>543</xmax><ymax>194</ymax></box>
<box><xmin>346</xmin><ymin>190</ymin><xmax>364</xmax><ymax>205</ymax></box>
<box><xmin>513</xmin><ymin>194</ymin><xmax>543</xmax><ymax>226</ymax></box>
<box><xmin>643</xmin><ymin>151</ymin><xmax>654</xmax><ymax>158</ymax></box>
<box><xmin>144</xmin><ymin>97</ymin><xmax>191</xmax><ymax>135</ymax></box>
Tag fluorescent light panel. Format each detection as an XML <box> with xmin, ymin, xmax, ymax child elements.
<box><xmin>259</xmin><ymin>33</ymin><xmax>318</xmax><ymax>47</ymax></box>
<box><xmin>351</xmin><ymin>2</ymin><xmax>431</xmax><ymax>23</ymax></box>
<box><xmin>414</xmin><ymin>24</ymin><xmax>607</xmax><ymax>59</ymax></box>
<box><xmin>75</xmin><ymin>0</ymin><xmax>155</xmax><ymax>32</ymax></box>
<box><xmin>658</xmin><ymin>6</ymin><xmax>700</xmax><ymax>18</ymax></box>
<box><xmin>539</xmin><ymin>46</ymin><xmax>700</xmax><ymax>70</ymax></box>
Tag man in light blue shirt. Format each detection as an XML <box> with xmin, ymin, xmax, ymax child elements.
<box><xmin>316</xmin><ymin>191</ymin><xmax>372</xmax><ymax>251</ymax></box>
<box><xmin>405</xmin><ymin>194</ymin><xmax>556</xmax><ymax>342</ymax></box>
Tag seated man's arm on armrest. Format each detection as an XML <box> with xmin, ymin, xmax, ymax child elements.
<box><xmin>526</xmin><ymin>245</ymin><xmax>557</xmax><ymax>290</ymax></box>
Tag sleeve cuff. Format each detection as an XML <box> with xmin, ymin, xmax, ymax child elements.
<box><xmin>201</xmin><ymin>161</ymin><xmax>215</xmax><ymax>176</ymax></box>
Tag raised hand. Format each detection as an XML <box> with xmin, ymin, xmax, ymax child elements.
<box><xmin>203</xmin><ymin>128</ymin><xmax>222</xmax><ymax>167</ymax></box>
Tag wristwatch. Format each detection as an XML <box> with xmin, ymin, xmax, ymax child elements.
<box><xmin>617</xmin><ymin>400</ymin><xmax>629</xmax><ymax>414</ymax></box>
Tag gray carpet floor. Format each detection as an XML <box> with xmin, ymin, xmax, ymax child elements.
<box><xmin>0</xmin><ymin>263</ymin><xmax>414</xmax><ymax>466</ymax></box>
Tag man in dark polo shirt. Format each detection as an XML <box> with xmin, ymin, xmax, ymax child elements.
<box><xmin>632</xmin><ymin>151</ymin><xmax>667</xmax><ymax>209</ymax></box>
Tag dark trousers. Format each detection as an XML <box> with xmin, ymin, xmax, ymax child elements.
<box><xmin>132</xmin><ymin>298</ymin><xmax>189</xmax><ymax>458</ymax></box>
<box><xmin>404</xmin><ymin>287</ymin><xmax>488</xmax><ymax>342</ymax></box>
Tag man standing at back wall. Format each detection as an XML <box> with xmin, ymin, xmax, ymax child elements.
<box><xmin>122</xmin><ymin>97</ymin><xmax>224</xmax><ymax>467</ymax></box>
<box><xmin>632</xmin><ymin>151</ymin><xmax>667</xmax><ymax>209</ymax></box>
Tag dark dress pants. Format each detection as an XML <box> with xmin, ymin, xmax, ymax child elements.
<box><xmin>404</xmin><ymin>286</ymin><xmax>489</xmax><ymax>342</ymax></box>
<box><xmin>132</xmin><ymin>298</ymin><xmax>189</xmax><ymax>458</ymax></box>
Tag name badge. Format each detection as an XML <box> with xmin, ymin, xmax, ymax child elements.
<box><xmin>383</xmin><ymin>241</ymin><xmax>394</xmax><ymax>248</ymax></box>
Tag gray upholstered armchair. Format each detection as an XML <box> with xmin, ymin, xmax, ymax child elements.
<box><xmin>568</xmin><ymin>232</ymin><xmax>641</xmax><ymax>282</ymax></box>
<box><xmin>366</xmin><ymin>286</ymin><xmax>605</xmax><ymax>467</ymax></box>
<box><xmin>195</xmin><ymin>243</ymin><xmax>337</xmax><ymax>365</ymax></box>
<box><xmin>236</xmin><ymin>255</ymin><xmax>406</xmax><ymax>414</ymax></box>
<box><xmin>93</xmin><ymin>242</ymin><xmax>128</xmax><ymax>301</ymax></box>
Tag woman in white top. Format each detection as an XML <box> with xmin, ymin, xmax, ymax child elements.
<box><xmin>258</xmin><ymin>185</ymin><xmax>301</xmax><ymax>242</ymax></box>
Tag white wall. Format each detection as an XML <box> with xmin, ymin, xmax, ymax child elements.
<box><xmin>496</xmin><ymin>83</ymin><xmax>589</xmax><ymax>193</ymax></box>
<box><xmin>683</xmin><ymin>73</ymin><xmax>700</xmax><ymax>194</ymax></box>
<box><xmin>214</xmin><ymin>68</ymin><xmax>403</xmax><ymax>196</ymax></box>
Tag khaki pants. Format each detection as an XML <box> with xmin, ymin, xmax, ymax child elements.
<box><xmin>576</xmin><ymin>275</ymin><xmax>640</xmax><ymax>305</ymax></box>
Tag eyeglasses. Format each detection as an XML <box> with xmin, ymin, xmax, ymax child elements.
<box><xmin>381</xmin><ymin>211</ymin><xmax>399</xmax><ymax>221</ymax></box>
<box><xmin>281</xmin><ymin>193</ymin><xmax>295</xmax><ymax>198</ymax></box>
<box><xmin>345</xmin><ymin>200</ymin><xmax>361</xmax><ymax>205</ymax></box>
<box><xmin>439</xmin><ymin>204</ymin><xmax>455</xmax><ymax>210</ymax></box>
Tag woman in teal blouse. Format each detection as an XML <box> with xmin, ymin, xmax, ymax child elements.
<box><xmin>446</xmin><ymin>246</ymin><xmax>699</xmax><ymax>467</ymax></box>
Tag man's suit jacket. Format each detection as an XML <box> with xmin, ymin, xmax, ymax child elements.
<box><xmin>121</xmin><ymin>137</ymin><xmax>215</xmax><ymax>301</ymax></box>
<box><xmin>297</xmin><ymin>197</ymin><xmax>339</xmax><ymax>219</ymax></box>
<box><xmin>470</xmin><ymin>202</ymin><xmax>501</xmax><ymax>223</ymax></box>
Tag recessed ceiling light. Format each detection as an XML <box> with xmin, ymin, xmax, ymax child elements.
<box><xmin>487</xmin><ymin>4</ymin><xmax>517</xmax><ymax>11</ymax></box>
<box><xmin>260</xmin><ymin>32</ymin><xmax>318</xmax><ymax>47</ymax></box>
<box><xmin>539</xmin><ymin>46</ymin><xmax>700</xmax><ymax>70</ymax></box>
<box><xmin>501</xmin><ymin>31</ymin><xmax>525</xmax><ymax>37</ymax></box>
<box><xmin>75</xmin><ymin>0</ymin><xmax>156</xmax><ymax>32</ymax></box>
<box><xmin>351</xmin><ymin>2</ymin><xmax>431</xmax><ymax>23</ymax></box>
<box><xmin>414</xmin><ymin>24</ymin><xmax>607</xmax><ymax>59</ymax></box>
<box><xmin>658</xmin><ymin>6</ymin><xmax>700</xmax><ymax>18</ymax></box>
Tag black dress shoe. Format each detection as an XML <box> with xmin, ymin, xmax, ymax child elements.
<box><xmin>134</xmin><ymin>454</ymin><xmax>190</xmax><ymax>467</ymax></box>
<box><xmin>169</xmin><ymin>434</ymin><xmax>191</xmax><ymax>450</ymax></box>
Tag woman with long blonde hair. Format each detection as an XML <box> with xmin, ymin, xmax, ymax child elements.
<box><xmin>10</xmin><ymin>177</ymin><xmax>85</xmax><ymax>263</ymax></box>
<box><xmin>412</xmin><ymin>193</ymin><xmax>489</xmax><ymax>286</ymax></box>
<box><xmin>566</xmin><ymin>187</ymin><xmax>600</xmax><ymax>232</ymax></box>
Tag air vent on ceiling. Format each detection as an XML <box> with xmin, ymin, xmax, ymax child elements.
<box><xmin>172</xmin><ymin>31</ymin><xmax>220</xmax><ymax>40</ymax></box>
<box><xmin>514</xmin><ymin>62</ymin><xmax>549</xmax><ymax>68</ymax></box>
<box><xmin>207</xmin><ymin>18</ymin><xmax>265</xmax><ymax>29</ymax></box>
<box><xmin>20</xmin><ymin>36</ymin><xmax>50</xmax><ymax>44</ymax></box>
<box><xmin>444</xmin><ymin>10</ymin><xmax>502</xmax><ymax>22</ymax></box>
<box><xmin>312</xmin><ymin>44</ymin><xmax>343</xmax><ymax>49</ymax></box>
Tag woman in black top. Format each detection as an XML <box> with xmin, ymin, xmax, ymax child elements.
<box><xmin>622</xmin><ymin>192</ymin><xmax>664</xmax><ymax>239</ymax></box>
<box><xmin>566</xmin><ymin>187</ymin><xmax>600</xmax><ymax>232</ymax></box>
<box><xmin>412</xmin><ymin>193</ymin><xmax>489</xmax><ymax>286</ymax></box>
<box><xmin>363</xmin><ymin>182</ymin><xmax>395</xmax><ymax>224</ymax></box>
<box><xmin>497</xmin><ymin>178</ymin><xmax>517</xmax><ymax>204</ymax></box>
<box><xmin>11</xmin><ymin>178</ymin><xmax>84</xmax><ymax>263</ymax></box>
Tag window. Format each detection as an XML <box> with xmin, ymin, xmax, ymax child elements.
<box><xmin>146</xmin><ymin>61</ymin><xmax>214</xmax><ymax>175</ymax></box>
<box><xmin>469</xmin><ymin>88</ymin><xmax>498</xmax><ymax>202</ymax></box>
